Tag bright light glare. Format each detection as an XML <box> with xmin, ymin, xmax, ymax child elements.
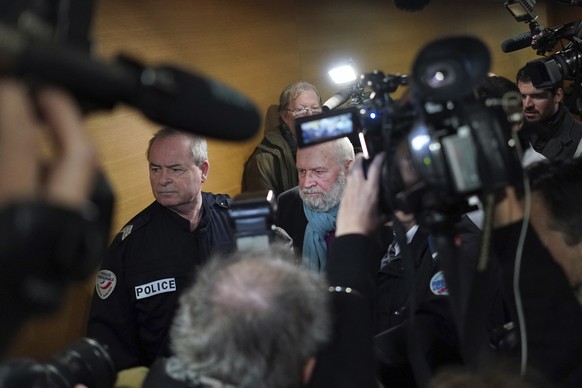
<box><xmin>328</xmin><ymin>64</ymin><xmax>357</xmax><ymax>84</ymax></box>
<box><xmin>411</xmin><ymin>134</ymin><xmax>431</xmax><ymax>151</ymax></box>
<box><xmin>433</xmin><ymin>72</ymin><xmax>445</xmax><ymax>82</ymax></box>
<box><xmin>358</xmin><ymin>132</ymin><xmax>370</xmax><ymax>159</ymax></box>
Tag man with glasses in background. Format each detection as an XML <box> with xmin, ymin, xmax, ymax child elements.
<box><xmin>242</xmin><ymin>81</ymin><xmax>322</xmax><ymax>197</ymax></box>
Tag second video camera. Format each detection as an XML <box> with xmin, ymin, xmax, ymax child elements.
<box><xmin>296</xmin><ymin>36</ymin><xmax>522</xmax><ymax>224</ymax></box>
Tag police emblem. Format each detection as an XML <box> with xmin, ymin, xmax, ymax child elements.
<box><xmin>430</xmin><ymin>270</ymin><xmax>449</xmax><ymax>296</ymax></box>
<box><xmin>96</xmin><ymin>270</ymin><xmax>117</xmax><ymax>300</ymax></box>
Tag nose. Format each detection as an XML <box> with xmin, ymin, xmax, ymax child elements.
<box><xmin>159</xmin><ymin>169</ymin><xmax>172</xmax><ymax>185</ymax></box>
<box><xmin>523</xmin><ymin>95</ymin><xmax>534</xmax><ymax>109</ymax></box>
<box><xmin>302</xmin><ymin>171</ymin><xmax>317</xmax><ymax>188</ymax></box>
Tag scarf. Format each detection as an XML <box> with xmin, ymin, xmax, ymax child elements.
<box><xmin>165</xmin><ymin>356</ymin><xmax>237</xmax><ymax>388</ymax></box>
<box><xmin>302</xmin><ymin>203</ymin><xmax>338</xmax><ymax>272</ymax></box>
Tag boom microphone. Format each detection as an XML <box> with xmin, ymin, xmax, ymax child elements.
<box><xmin>0</xmin><ymin>22</ymin><xmax>261</xmax><ymax>141</ymax></box>
<box><xmin>501</xmin><ymin>31</ymin><xmax>533</xmax><ymax>53</ymax></box>
<box><xmin>322</xmin><ymin>87</ymin><xmax>353</xmax><ymax>111</ymax></box>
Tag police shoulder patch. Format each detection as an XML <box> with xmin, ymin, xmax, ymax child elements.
<box><xmin>430</xmin><ymin>270</ymin><xmax>449</xmax><ymax>296</ymax></box>
<box><xmin>96</xmin><ymin>270</ymin><xmax>117</xmax><ymax>300</ymax></box>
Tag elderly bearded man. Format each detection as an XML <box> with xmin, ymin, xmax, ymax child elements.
<box><xmin>276</xmin><ymin>137</ymin><xmax>354</xmax><ymax>271</ymax></box>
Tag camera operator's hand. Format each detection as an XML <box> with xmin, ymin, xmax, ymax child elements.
<box><xmin>336</xmin><ymin>152</ymin><xmax>386</xmax><ymax>237</ymax></box>
<box><xmin>0</xmin><ymin>79</ymin><xmax>98</xmax><ymax>210</ymax></box>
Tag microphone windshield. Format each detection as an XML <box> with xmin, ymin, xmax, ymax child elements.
<box><xmin>322</xmin><ymin>87</ymin><xmax>353</xmax><ymax>111</ymax></box>
<box><xmin>131</xmin><ymin>66</ymin><xmax>262</xmax><ymax>141</ymax></box>
<box><xmin>500</xmin><ymin>32</ymin><xmax>533</xmax><ymax>53</ymax></box>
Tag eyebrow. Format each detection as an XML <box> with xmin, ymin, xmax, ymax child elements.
<box><xmin>149</xmin><ymin>162</ymin><xmax>183</xmax><ymax>168</ymax></box>
<box><xmin>522</xmin><ymin>91</ymin><xmax>551</xmax><ymax>97</ymax></box>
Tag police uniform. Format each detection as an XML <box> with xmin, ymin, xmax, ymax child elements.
<box><xmin>87</xmin><ymin>193</ymin><xmax>232</xmax><ymax>371</ymax></box>
<box><xmin>374</xmin><ymin>216</ymin><xmax>510</xmax><ymax>386</ymax></box>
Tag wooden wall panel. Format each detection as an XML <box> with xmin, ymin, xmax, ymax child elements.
<box><xmin>90</xmin><ymin>0</ymin><xmax>548</xmax><ymax>236</ymax></box>
<box><xmin>9</xmin><ymin>0</ymin><xmax>582</xmax><ymax>363</ymax></box>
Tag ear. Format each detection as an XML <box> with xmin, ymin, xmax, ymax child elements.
<box><xmin>280</xmin><ymin>110</ymin><xmax>296</xmax><ymax>135</ymax></box>
<box><xmin>302</xmin><ymin>357</ymin><xmax>317</xmax><ymax>385</ymax></box>
<box><xmin>199</xmin><ymin>160</ymin><xmax>209</xmax><ymax>183</ymax></box>
<box><xmin>344</xmin><ymin>159</ymin><xmax>354</xmax><ymax>172</ymax></box>
<box><xmin>555</xmin><ymin>87</ymin><xmax>564</xmax><ymax>103</ymax></box>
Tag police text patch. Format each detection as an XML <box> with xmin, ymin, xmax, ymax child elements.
<box><xmin>135</xmin><ymin>278</ymin><xmax>177</xmax><ymax>300</ymax></box>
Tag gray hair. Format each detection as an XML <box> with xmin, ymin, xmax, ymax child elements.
<box><xmin>146</xmin><ymin>127</ymin><xmax>208</xmax><ymax>165</ymax></box>
<box><xmin>278</xmin><ymin>81</ymin><xmax>322</xmax><ymax>113</ymax></box>
<box><xmin>333</xmin><ymin>137</ymin><xmax>355</xmax><ymax>166</ymax></box>
<box><xmin>170</xmin><ymin>247</ymin><xmax>331</xmax><ymax>388</ymax></box>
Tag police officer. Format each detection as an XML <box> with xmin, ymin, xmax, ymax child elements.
<box><xmin>87</xmin><ymin>127</ymin><xmax>233</xmax><ymax>371</ymax></box>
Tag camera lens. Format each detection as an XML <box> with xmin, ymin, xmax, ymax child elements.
<box><xmin>0</xmin><ymin>338</ymin><xmax>116</xmax><ymax>388</ymax></box>
<box><xmin>45</xmin><ymin>337</ymin><xmax>116</xmax><ymax>388</ymax></box>
<box><xmin>424</xmin><ymin>63</ymin><xmax>458</xmax><ymax>89</ymax></box>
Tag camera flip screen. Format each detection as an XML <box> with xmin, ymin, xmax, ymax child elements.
<box><xmin>295</xmin><ymin>107</ymin><xmax>357</xmax><ymax>148</ymax></box>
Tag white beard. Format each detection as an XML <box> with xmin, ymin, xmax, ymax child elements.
<box><xmin>299</xmin><ymin>170</ymin><xmax>346</xmax><ymax>212</ymax></box>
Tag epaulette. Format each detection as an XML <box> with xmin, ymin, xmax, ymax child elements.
<box><xmin>204</xmin><ymin>192</ymin><xmax>231</xmax><ymax>211</ymax></box>
<box><xmin>115</xmin><ymin>202</ymin><xmax>156</xmax><ymax>242</ymax></box>
<box><xmin>216</xmin><ymin>194</ymin><xmax>231</xmax><ymax>209</ymax></box>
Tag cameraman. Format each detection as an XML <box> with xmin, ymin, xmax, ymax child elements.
<box><xmin>516</xmin><ymin>66</ymin><xmax>582</xmax><ymax>161</ymax></box>
<box><xmin>0</xmin><ymin>77</ymin><xmax>99</xmax><ymax>354</ymax></box>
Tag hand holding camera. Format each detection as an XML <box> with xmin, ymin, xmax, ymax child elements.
<box><xmin>0</xmin><ymin>79</ymin><xmax>98</xmax><ymax>210</ymax></box>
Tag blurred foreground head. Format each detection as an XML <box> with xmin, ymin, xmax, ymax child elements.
<box><xmin>169</xmin><ymin>247</ymin><xmax>331</xmax><ymax>388</ymax></box>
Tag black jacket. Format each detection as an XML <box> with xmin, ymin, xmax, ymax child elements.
<box><xmin>87</xmin><ymin>193</ymin><xmax>233</xmax><ymax>371</ymax></box>
<box><xmin>493</xmin><ymin>221</ymin><xmax>582</xmax><ymax>387</ymax></box>
<box><xmin>528</xmin><ymin>105</ymin><xmax>582</xmax><ymax>161</ymax></box>
<box><xmin>275</xmin><ymin>186</ymin><xmax>307</xmax><ymax>257</ymax></box>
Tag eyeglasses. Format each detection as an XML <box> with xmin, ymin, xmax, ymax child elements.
<box><xmin>285</xmin><ymin>106</ymin><xmax>323</xmax><ymax>117</ymax></box>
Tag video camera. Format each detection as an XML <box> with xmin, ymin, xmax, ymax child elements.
<box><xmin>502</xmin><ymin>0</ymin><xmax>582</xmax><ymax>97</ymax></box>
<box><xmin>0</xmin><ymin>337</ymin><xmax>116</xmax><ymax>388</ymax></box>
<box><xmin>296</xmin><ymin>36</ymin><xmax>522</xmax><ymax>226</ymax></box>
<box><xmin>228</xmin><ymin>190</ymin><xmax>278</xmax><ymax>252</ymax></box>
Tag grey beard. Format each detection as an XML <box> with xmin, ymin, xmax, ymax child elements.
<box><xmin>299</xmin><ymin>171</ymin><xmax>346</xmax><ymax>212</ymax></box>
